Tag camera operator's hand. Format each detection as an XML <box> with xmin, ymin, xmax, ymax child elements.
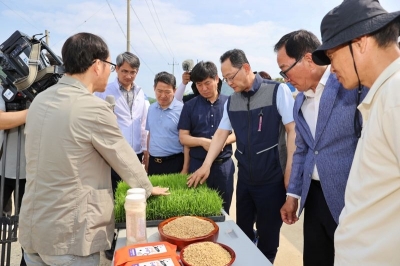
<box><xmin>182</xmin><ymin>72</ymin><xmax>191</xmax><ymax>85</ymax></box>
<box><xmin>0</xmin><ymin>109</ymin><xmax>28</xmax><ymax>130</ymax></box>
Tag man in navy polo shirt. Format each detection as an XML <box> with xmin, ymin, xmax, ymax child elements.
<box><xmin>178</xmin><ymin>61</ymin><xmax>235</xmax><ymax>213</ymax></box>
<box><xmin>145</xmin><ymin>72</ymin><xmax>189</xmax><ymax>175</ymax></box>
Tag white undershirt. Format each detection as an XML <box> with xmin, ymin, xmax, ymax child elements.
<box><xmin>301</xmin><ymin>66</ymin><xmax>330</xmax><ymax>181</ymax></box>
<box><xmin>287</xmin><ymin>66</ymin><xmax>331</xmax><ymax>199</ymax></box>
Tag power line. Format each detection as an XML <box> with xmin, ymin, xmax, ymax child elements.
<box><xmin>51</xmin><ymin>3</ymin><xmax>108</xmax><ymax>48</ymax></box>
<box><xmin>0</xmin><ymin>1</ymin><xmax>41</xmax><ymax>32</ymax></box>
<box><xmin>107</xmin><ymin>0</ymin><xmax>127</xmax><ymax>41</ymax></box>
<box><xmin>130</xmin><ymin>4</ymin><xmax>169</xmax><ymax>64</ymax></box>
<box><xmin>149</xmin><ymin>0</ymin><xmax>175</xmax><ymax>58</ymax></box>
<box><xmin>106</xmin><ymin>0</ymin><xmax>155</xmax><ymax>75</ymax></box>
<box><xmin>146</xmin><ymin>0</ymin><xmax>174</xmax><ymax>57</ymax></box>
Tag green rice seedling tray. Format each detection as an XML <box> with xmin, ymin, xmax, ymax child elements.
<box><xmin>114</xmin><ymin>173</ymin><xmax>225</xmax><ymax>227</ymax></box>
<box><xmin>115</xmin><ymin>213</ymin><xmax>226</xmax><ymax>229</ymax></box>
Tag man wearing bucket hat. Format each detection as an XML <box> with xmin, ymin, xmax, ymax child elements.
<box><xmin>312</xmin><ymin>0</ymin><xmax>400</xmax><ymax>264</ymax></box>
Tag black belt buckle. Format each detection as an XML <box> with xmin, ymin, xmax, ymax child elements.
<box><xmin>154</xmin><ymin>158</ymin><xmax>162</xmax><ymax>163</ymax></box>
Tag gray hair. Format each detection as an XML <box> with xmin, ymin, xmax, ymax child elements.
<box><xmin>116</xmin><ymin>52</ymin><xmax>140</xmax><ymax>69</ymax></box>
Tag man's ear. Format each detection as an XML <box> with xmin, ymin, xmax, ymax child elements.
<box><xmin>303</xmin><ymin>52</ymin><xmax>313</xmax><ymax>63</ymax></box>
<box><xmin>243</xmin><ymin>63</ymin><xmax>251</xmax><ymax>74</ymax></box>
<box><xmin>354</xmin><ymin>36</ymin><xmax>368</xmax><ymax>54</ymax></box>
<box><xmin>93</xmin><ymin>59</ymin><xmax>101</xmax><ymax>76</ymax></box>
<box><xmin>304</xmin><ymin>52</ymin><xmax>316</xmax><ymax>70</ymax></box>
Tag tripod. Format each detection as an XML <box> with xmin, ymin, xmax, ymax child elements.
<box><xmin>0</xmin><ymin>126</ymin><xmax>23</xmax><ymax>266</ymax></box>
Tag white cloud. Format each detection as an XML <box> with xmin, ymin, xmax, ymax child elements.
<box><xmin>0</xmin><ymin>0</ymin><xmax>398</xmax><ymax>97</ymax></box>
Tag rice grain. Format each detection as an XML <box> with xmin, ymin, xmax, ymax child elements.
<box><xmin>182</xmin><ymin>242</ymin><xmax>232</xmax><ymax>266</ymax></box>
<box><xmin>162</xmin><ymin>216</ymin><xmax>215</xmax><ymax>239</ymax></box>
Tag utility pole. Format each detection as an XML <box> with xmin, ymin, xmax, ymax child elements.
<box><xmin>168</xmin><ymin>58</ymin><xmax>179</xmax><ymax>75</ymax></box>
<box><xmin>45</xmin><ymin>29</ymin><xmax>49</xmax><ymax>44</ymax></box>
<box><xmin>127</xmin><ymin>0</ymin><xmax>130</xmax><ymax>52</ymax></box>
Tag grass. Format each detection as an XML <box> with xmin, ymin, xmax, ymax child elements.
<box><xmin>114</xmin><ymin>173</ymin><xmax>223</xmax><ymax>222</ymax></box>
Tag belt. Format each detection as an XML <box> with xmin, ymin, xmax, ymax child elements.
<box><xmin>152</xmin><ymin>153</ymin><xmax>183</xmax><ymax>163</ymax></box>
<box><xmin>213</xmin><ymin>157</ymin><xmax>230</xmax><ymax>164</ymax></box>
<box><xmin>311</xmin><ymin>179</ymin><xmax>322</xmax><ymax>188</ymax></box>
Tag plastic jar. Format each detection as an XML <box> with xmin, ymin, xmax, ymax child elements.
<box><xmin>127</xmin><ymin>188</ymin><xmax>146</xmax><ymax>196</ymax></box>
<box><xmin>125</xmin><ymin>194</ymin><xmax>147</xmax><ymax>246</ymax></box>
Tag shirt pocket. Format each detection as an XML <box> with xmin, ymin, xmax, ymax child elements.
<box><xmin>252</xmin><ymin>141</ymin><xmax>280</xmax><ymax>178</ymax></box>
<box><xmin>235</xmin><ymin>142</ymin><xmax>245</xmax><ymax>165</ymax></box>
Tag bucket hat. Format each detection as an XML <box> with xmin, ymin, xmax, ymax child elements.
<box><xmin>312</xmin><ymin>0</ymin><xmax>400</xmax><ymax>65</ymax></box>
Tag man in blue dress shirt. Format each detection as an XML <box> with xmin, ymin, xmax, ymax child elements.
<box><xmin>178</xmin><ymin>61</ymin><xmax>235</xmax><ymax>213</ymax></box>
<box><xmin>145</xmin><ymin>71</ymin><xmax>188</xmax><ymax>175</ymax></box>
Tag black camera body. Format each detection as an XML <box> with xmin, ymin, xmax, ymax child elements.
<box><xmin>0</xmin><ymin>31</ymin><xmax>64</xmax><ymax>111</ymax></box>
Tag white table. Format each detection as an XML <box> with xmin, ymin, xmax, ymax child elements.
<box><xmin>113</xmin><ymin>216</ymin><xmax>272</xmax><ymax>265</ymax></box>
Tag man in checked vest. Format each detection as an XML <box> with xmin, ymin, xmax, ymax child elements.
<box><xmin>188</xmin><ymin>49</ymin><xmax>296</xmax><ymax>263</ymax></box>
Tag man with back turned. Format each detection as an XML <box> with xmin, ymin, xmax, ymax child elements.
<box><xmin>19</xmin><ymin>32</ymin><xmax>168</xmax><ymax>265</ymax></box>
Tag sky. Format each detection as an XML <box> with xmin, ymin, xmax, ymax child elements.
<box><xmin>0</xmin><ymin>0</ymin><xmax>398</xmax><ymax>98</ymax></box>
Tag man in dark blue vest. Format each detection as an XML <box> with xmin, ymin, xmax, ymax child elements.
<box><xmin>188</xmin><ymin>49</ymin><xmax>296</xmax><ymax>263</ymax></box>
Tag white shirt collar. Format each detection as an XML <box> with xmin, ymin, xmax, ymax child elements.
<box><xmin>303</xmin><ymin>65</ymin><xmax>330</xmax><ymax>98</ymax></box>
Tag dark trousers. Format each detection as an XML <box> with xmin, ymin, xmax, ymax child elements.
<box><xmin>1</xmin><ymin>177</ymin><xmax>27</xmax><ymax>266</ymax></box>
<box><xmin>303</xmin><ymin>180</ymin><xmax>337</xmax><ymax>266</ymax></box>
<box><xmin>189</xmin><ymin>157</ymin><xmax>234</xmax><ymax>214</ymax></box>
<box><xmin>111</xmin><ymin>152</ymin><xmax>143</xmax><ymax>195</ymax></box>
<box><xmin>148</xmin><ymin>153</ymin><xmax>184</xmax><ymax>176</ymax></box>
<box><xmin>1</xmin><ymin>177</ymin><xmax>26</xmax><ymax>214</ymax></box>
<box><xmin>236</xmin><ymin>179</ymin><xmax>286</xmax><ymax>263</ymax></box>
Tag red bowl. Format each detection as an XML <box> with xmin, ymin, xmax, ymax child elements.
<box><xmin>180</xmin><ymin>242</ymin><xmax>236</xmax><ymax>266</ymax></box>
<box><xmin>158</xmin><ymin>216</ymin><xmax>219</xmax><ymax>251</ymax></box>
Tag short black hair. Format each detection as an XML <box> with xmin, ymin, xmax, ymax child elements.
<box><xmin>153</xmin><ymin>71</ymin><xmax>176</xmax><ymax>89</ymax></box>
<box><xmin>61</xmin><ymin>32</ymin><xmax>109</xmax><ymax>75</ymax></box>
<box><xmin>190</xmin><ymin>61</ymin><xmax>218</xmax><ymax>83</ymax></box>
<box><xmin>370</xmin><ymin>20</ymin><xmax>400</xmax><ymax>48</ymax></box>
<box><xmin>274</xmin><ymin>30</ymin><xmax>321</xmax><ymax>60</ymax></box>
<box><xmin>220</xmin><ymin>49</ymin><xmax>249</xmax><ymax>68</ymax></box>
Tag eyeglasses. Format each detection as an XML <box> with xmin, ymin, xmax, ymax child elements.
<box><xmin>100</xmin><ymin>59</ymin><xmax>116</xmax><ymax>72</ymax></box>
<box><xmin>279</xmin><ymin>56</ymin><xmax>303</xmax><ymax>80</ymax></box>
<box><xmin>223</xmin><ymin>66</ymin><xmax>242</xmax><ymax>83</ymax></box>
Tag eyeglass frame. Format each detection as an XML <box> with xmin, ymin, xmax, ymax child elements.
<box><xmin>99</xmin><ymin>59</ymin><xmax>116</xmax><ymax>72</ymax></box>
<box><xmin>223</xmin><ymin>65</ymin><xmax>242</xmax><ymax>83</ymax></box>
<box><xmin>279</xmin><ymin>56</ymin><xmax>304</xmax><ymax>80</ymax></box>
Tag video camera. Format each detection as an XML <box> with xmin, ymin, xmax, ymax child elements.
<box><xmin>0</xmin><ymin>31</ymin><xmax>64</xmax><ymax>111</ymax></box>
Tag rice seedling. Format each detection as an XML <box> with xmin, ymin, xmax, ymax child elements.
<box><xmin>114</xmin><ymin>173</ymin><xmax>223</xmax><ymax>222</ymax></box>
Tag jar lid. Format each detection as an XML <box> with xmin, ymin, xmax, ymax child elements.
<box><xmin>127</xmin><ymin>188</ymin><xmax>146</xmax><ymax>195</ymax></box>
<box><xmin>125</xmin><ymin>194</ymin><xmax>146</xmax><ymax>203</ymax></box>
